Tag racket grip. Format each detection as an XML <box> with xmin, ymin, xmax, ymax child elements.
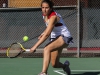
<box><xmin>25</xmin><ymin>49</ymin><xmax>36</xmax><ymax>52</ymax></box>
<box><xmin>25</xmin><ymin>49</ymin><xmax>30</xmax><ymax>51</ymax></box>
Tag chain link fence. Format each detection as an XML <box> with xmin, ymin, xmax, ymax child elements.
<box><xmin>0</xmin><ymin>0</ymin><xmax>100</xmax><ymax>58</ymax></box>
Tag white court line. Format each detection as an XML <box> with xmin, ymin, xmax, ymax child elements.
<box><xmin>71</xmin><ymin>70</ymin><xmax>100</xmax><ymax>72</ymax></box>
<box><xmin>54</xmin><ymin>70</ymin><xmax>66</xmax><ymax>75</ymax></box>
<box><xmin>53</xmin><ymin>70</ymin><xmax>100</xmax><ymax>75</ymax></box>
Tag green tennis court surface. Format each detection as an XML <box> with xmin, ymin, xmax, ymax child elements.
<box><xmin>0</xmin><ymin>58</ymin><xmax>100</xmax><ymax>75</ymax></box>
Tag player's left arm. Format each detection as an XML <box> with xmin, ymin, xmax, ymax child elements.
<box><xmin>30</xmin><ymin>15</ymin><xmax>57</xmax><ymax>52</ymax></box>
<box><xmin>38</xmin><ymin>29</ymin><xmax>46</xmax><ymax>40</ymax></box>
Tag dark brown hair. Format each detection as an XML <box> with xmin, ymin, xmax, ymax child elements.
<box><xmin>41</xmin><ymin>0</ymin><xmax>54</xmax><ymax>9</ymax></box>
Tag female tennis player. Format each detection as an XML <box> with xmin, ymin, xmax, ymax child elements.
<box><xmin>30</xmin><ymin>0</ymin><xmax>73</xmax><ymax>75</ymax></box>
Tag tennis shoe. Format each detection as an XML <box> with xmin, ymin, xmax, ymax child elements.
<box><xmin>63</xmin><ymin>60</ymin><xmax>71</xmax><ymax>75</ymax></box>
<box><xmin>38</xmin><ymin>72</ymin><xmax>48</xmax><ymax>75</ymax></box>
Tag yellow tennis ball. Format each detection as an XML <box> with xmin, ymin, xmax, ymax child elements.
<box><xmin>23</xmin><ymin>36</ymin><xmax>29</xmax><ymax>41</ymax></box>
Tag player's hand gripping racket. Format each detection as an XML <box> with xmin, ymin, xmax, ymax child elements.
<box><xmin>6</xmin><ymin>35</ymin><xmax>39</xmax><ymax>58</ymax></box>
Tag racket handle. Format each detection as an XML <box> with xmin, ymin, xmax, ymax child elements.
<box><xmin>25</xmin><ymin>49</ymin><xmax>30</xmax><ymax>51</ymax></box>
<box><xmin>25</xmin><ymin>49</ymin><xmax>36</xmax><ymax>52</ymax></box>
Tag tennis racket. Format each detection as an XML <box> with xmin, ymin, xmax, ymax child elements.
<box><xmin>6</xmin><ymin>35</ymin><xmax>39</xmax><ymax>58</ymax></box>
<box><xmin>6</xmin><ymin>42</ymin><xmax>32</xmax><ymax>58</ymax></box>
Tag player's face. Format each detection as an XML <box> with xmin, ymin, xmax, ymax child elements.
<box><xmin>41</xmin><ymin>2</ymin><xmax>52</xmax><ymax>16</ymax></box>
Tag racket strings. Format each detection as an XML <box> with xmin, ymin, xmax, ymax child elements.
<box><xmin>7</xmin><ymin>43</ymin><xmax>22</xmax><ymax>58</ymax></box>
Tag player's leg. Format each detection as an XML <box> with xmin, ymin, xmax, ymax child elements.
<box><xmin>40</xmin><ymin>36</ymin><xmax>70</xmax><ymax>75</ymax></box>
<box><xmin>41</xmin><ymin>36</ymin><xmax>65</xmax><ymax>73</ymax></box>
<box><xmin>50</xmin><ymin>48</ymin><xmax>63</xmax><ymax>68</ymax></box>
<box><xmin>38</xmin><ymin>50</ymin><xmax>63</xmax><ymax>75</ymax></box>
<box><xmin>50</xmin><ymin>47</ymin><xmax>71</xmax><ymax>75</ymax></box>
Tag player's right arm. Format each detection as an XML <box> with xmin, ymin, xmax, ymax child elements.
<box><xmin>30</xmin><ymin>15</ymin><xmax>57</xmax><ymax>53</ymax></box>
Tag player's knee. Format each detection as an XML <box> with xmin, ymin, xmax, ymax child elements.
<box><xmin>44</xmin><ymin>47</ymin><xmax>51</xmax><ymax>53</ymax></box>
<box><xmin>51</xmin><ymin>62</ymin><xmax>58</xmax><ymax>68</ymax></box>
<box><xmin>51</xmin><ymin>63</ymin><xmax>57</xmax><ymax>68</ymax></box>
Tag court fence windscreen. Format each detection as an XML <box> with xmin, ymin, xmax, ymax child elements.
<box><xmin>0</xmin><ymin>0</ymin><xmax>100</xmax><ymax>58</ymax></box>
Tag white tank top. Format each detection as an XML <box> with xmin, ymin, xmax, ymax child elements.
<box><xmin>43</xmin><ymin>11</ymin><xmax>71</xmax><ymax>38</ymax></box>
